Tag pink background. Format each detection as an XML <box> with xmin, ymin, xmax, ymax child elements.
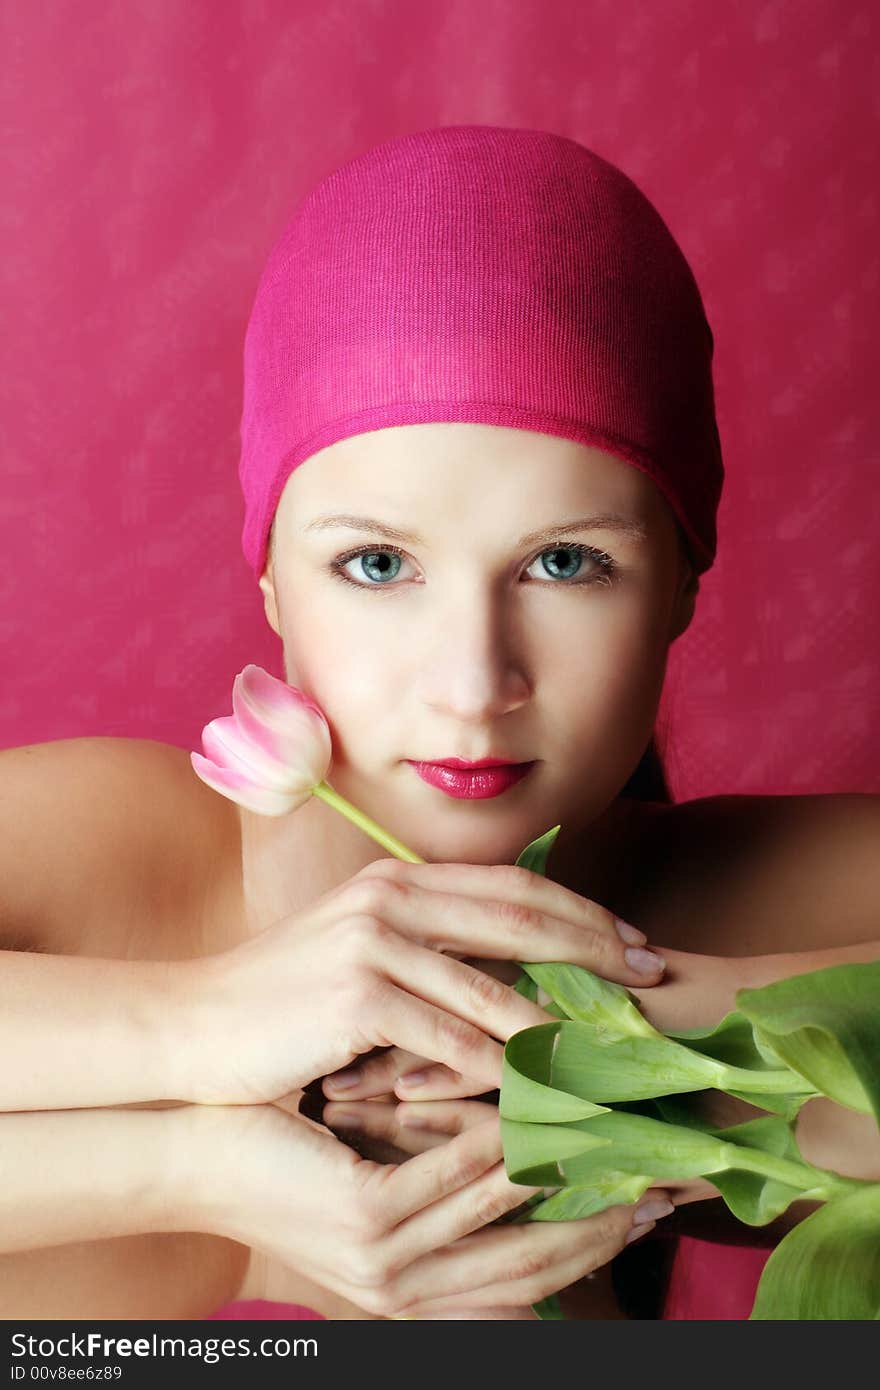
<box><xmin>2</xmin><ymin>1</ymin><xmax>877</xmax><ymax>1320</ymax></box>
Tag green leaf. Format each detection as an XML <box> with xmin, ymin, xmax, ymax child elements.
<box><xmin>517</xmin><ymin>961</ymin><xmax>657</xmax><ymax>1039</ymax></box>
<box><xmin>750</xmin><ymin>1184</ymin><xmax>880</xmax><ymax>1318</ymax></box>
<box><xmin>722</xmin><ymin>1087</ymin><xmax>812</xmax><ymax>1121</ymax></box>
<box><xmin>500</xmin><ymin>1024</ymin><xmax>611</xmax><ymax>1122</ymax></box>
<box><xmin>540</xmin><ymin>1022</ymin><xmax>723</xmax><ymax>1103</ymax></box>
<box><xmin>636</xmin><ymin>1093</ymin><xmax>719</xmax><ymax>1131</ymax></box>
<box><xmin>736</xmin><ymin>962</ymin><xmax>880</xmax><ymax>1122</ymax></box>
<box><xmin>531</xmin><ymin>1293</ymin><xmax>566</xmax><ymax>1319</ymax></box>
<box><xmin>503</xmin><ymin>1109</ymin><xmax>731</xmax><ymax>1189</ymax></box>
<box><xmin>501</xmin><ymin>1106</ymin><xmax>857</xmax><ymax>1227</ymax></box>
<box><xmin>524</xmin><ymin>1172</ymin><xmax>651</xmax><ymax>1221</ymax></box>
<box><xmin>704</xmin><ymin>1115</ymin><xmax>833</xmax><ymax>1225</ymax></box>
<box><xmin>514</xmin><ymin>824</ymin><xmax>562</xmax><ymax>876</ymax></box>
<box><xmin>501</xmin><ymin>1116</ymin><xmax>612</xmax><ymax>1185</ymax></box>
<box><xmin>512</xmin><ymin>972</ymin><xmax>539</xmax><ymax>1002</ymax></box>
<box><xmin>665</xmin><ymin>1009</ymin><xmax>787</xmax><ymax>1072</ymax></box>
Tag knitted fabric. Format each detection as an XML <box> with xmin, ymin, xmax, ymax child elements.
<box><xmin>238</xmin><ymin>124</ymin><xmax>723</xmax><ymax>580</ymax></box>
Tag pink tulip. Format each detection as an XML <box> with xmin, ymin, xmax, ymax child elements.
<box><xmin>190</xmin><ymin>664</ymin><xmax>422</xmax><ymax>860</ymax></box>
<box><xmin>190</xmin><ymin>664</ymin><xmax>332</xmax><ymax>816</ymax></box>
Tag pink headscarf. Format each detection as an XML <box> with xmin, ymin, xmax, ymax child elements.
<box><xmin>238</xmin><ymin>124</ymin><xmax>723</xmax><ymax>580</ymax></box>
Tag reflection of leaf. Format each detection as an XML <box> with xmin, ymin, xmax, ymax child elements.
<box><xmin>511</xmin><ymin>824</ymin><xmax>568</xmax><ymax>1323</ymax></box>
<box><xmin>501</xmin><ymin>1116</ymin><xmax>611</xmax><ymax>1186</ymax></box>
<box><xmin>721</xmin><ymin>1087</ymin><xmax>810</xmax><ymax>1121</ymax></box>
<box><xmin>502</xmin><ymin>1105</ymin><xmax>860</xmax><ymax>1231</ymax></box>
<box><xmin>736</xmin><ymin>962</ymin><xmax>880</xmax><ymax>1122</ymax></box>
<box><xmin>525</xmin><ymin>1173</ymin><xmax>650</xmax><ymax>1221</ymax></box>
<box><xmin>750</xmin><ymin>1184</ymin><xmax>880</xmax><ymax>1319</ymax></box>
<box><xmin>705</xmin><ymin>1116</ymin><xmax>830</xmax><ymax>1225</ymax></box>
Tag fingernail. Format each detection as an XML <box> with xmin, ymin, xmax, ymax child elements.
<box><xmin>625</xmin><ymin>1220</ymin><xmax>656</xmax><ymax>1244</ymax></box>
<box><xmin>613</xmin><ymin>917</ymin><xmax>648</xmax><ymax>946</ymax></box>
<box><xmin>399</xmin><ymin>1112</ymin><xmax>431</xmax><ymax>1129</ymax></box>
<box><xmin>329</xmin><ymin>1110</ymin><xmax>360</xmax><ymax>1126</ymax></box>
<box><xmin>398</xmin><ymin>1070</ymin><xmax>428</xmax><ymax>1089</ymax></box>
<box><xmin>624</xmin><ymin>946</ymin><xmax>667</xmax><ymax>976</ymax></box>
<box><xmin>325</xmin><ymin>1070</ymin><xmax>360</xmax><ymax>1091</ymax></box>
<box><xmin>632</xmin><ymin>1196</ymin><xmax>675</xmax><ymax>1225</ymax></box>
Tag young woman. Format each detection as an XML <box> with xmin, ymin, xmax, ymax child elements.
<box><xmin>2</xmin><ymin>126</ymin><xmax>878</xmax><ymax>1322</ymax></box>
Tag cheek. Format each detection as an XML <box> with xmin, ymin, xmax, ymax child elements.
<box><xmin>280</xmin><ymin>603</ymin><xmax>396</xmax><ymax>721</ymax></box>
<box><xmin>560</xmin><ymin>594</ymin><xmax>670</xmax><ymax>721</ymax></box>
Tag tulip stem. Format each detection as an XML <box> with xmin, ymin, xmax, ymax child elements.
<box><xmin>312</xmin><ymin>780</ymin><xmax>425</xmax><ymax>863</ymax></box>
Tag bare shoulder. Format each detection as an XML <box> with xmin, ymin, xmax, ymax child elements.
<box><xmin>619</xmin><ymin>791</ymin><xmax>880</xmax><ymax>957</ymax></box>
<box><xmin>0</xmin><ymin>736</ymin><xmax>239</xmax><ymax>959</ymax></box>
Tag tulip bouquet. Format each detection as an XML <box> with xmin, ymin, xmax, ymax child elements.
<box><xmin>192</xmin><ymin>665</ymin><xmax>880</xmax><ymax>1320</ymax></box>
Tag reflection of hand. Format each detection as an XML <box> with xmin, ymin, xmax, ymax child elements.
<box><xmin>324</xmin><ymin>1095</ymin><xmax>497</xmax><ymax>1157</ymax></box>
<box><xmin>180</xmin><ymin>1094</ymin><xmax>550</xmax><ymax>1318</ymax></box>
<box><xmin>321</xmin><ymin>1096</ymin><xmax>679</xmax><ymax>1318</ymax></box>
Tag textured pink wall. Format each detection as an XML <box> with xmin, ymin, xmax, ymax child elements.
<box><xmin>2</xmin><ymin>2</ymin><xmax>877</xmax><ymax>800</ymax></box>
<box><xmin>2</xmin><ymin>1</ymin><xmax>877</xmax><ymax>1322</ymax></box>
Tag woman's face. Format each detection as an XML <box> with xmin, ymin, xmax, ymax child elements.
<box><xmin>259</xmin><ymin>423</ymin><xmax>698</xmax><ymax>865</ymax></box>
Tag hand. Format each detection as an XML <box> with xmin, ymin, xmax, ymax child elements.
<box><xmin>180</xmin><ymin>1094</ymin><xmax>548</xmax><ymax>1318</ymax></box>
<box><xmin>178</xmin><ymin>857</ymin><xmax>667</xmax><ymax>1106</ymax></box>
<box><xmin>323</xmin><ymin>934</ymin><xmax>747</xmax><ymax>1104</ymax></box>
<box><xmin>326</xmin><ymin>1095</ymin><xmax>675</xmax><ymax>1312</ymax></box>
<box><xmin>183</xmin><ymin>1096</ymin><xmax>677</xmax><ymax>1320</ymax></box>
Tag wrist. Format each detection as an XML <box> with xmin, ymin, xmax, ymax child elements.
<box><xmin>158</xmin><ymin>1102</ymin><xmax>244</xmax><ymax>1238</ymax></box>
<box><xmin>629</xmin><ymin>948</ymin><xmax>745</xmax><ymax>1034</ymax></box>
<box><xmin>162</xmin><ymin>952</ymin><xmax>235</xmax><ymax>1104</ymax></box>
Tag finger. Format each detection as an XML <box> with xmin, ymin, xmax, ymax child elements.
<box><xmin>372</xmin><ymin>1114</ymin><xmax>506</xmax><ymax>1225</ymax></box>
<box><xmin>404</xmin><ymin>1249</ymin><xmax>595</xmax><ymax>1314</ymax></box>
<box><xmin>324</xmin><ymin>1101</ymin><xmax>449</xmax><ymax>1156</ymax></box>
<box><xmin>355</xmin><ymin>973</ymin><xmax>508</xmax><ymax>1089</ymax></box>
<box><xmin>380</xmin><ymin>1153</ymin><xmax>542</xmax><ymax>1264</ymax></box>
<box><xmin>394</xmin><ymin>1065</ymin><xmax>490</xmax><ymax>1101</ymax></box>
<box><xmin>407</xmin><ymin>1231</ymin><xmax>626</xmax><ymax>1314</ymax></box>
<box><xmin>365</xmin><ymin>860</ymin><xmax>667</xmax><ymax>986</ymax></box>
<box><xmin>325</xmin><ymin>1052</ymin><xmax>486</xmax><ymax>1103</ymax></box>
<box><xmin>323</xmin><ymin>1047</ymin><xmax>428</xmax><ymax>1101</ymax></box>
<box><xmin>392</xmin><ymin>1187</ymin><xmax>676</xmax><ymax>1311</ymax></box>
<box><xmin>389</xmin><ymin>1200</ymin><xmax>626</xmax><ymax>1308</ymax></box>
<box><xmin>395</xmin><ymin>1099</ymin><xmax>499</xmax><ymax>1134</ymax></box>
<box><xmin>357</xmin><ymin>946</ymin><xmax>551</xmax><ymax>1090</ymax></box>
<box><xmin>405</xmin><ymin>1199</ymin><xmax>673</xmax><ymax>1315</ymax></box>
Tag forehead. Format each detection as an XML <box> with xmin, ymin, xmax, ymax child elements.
<box><xmin>276</xmin><ymin>422</ymin><xmax>669</xmax><ymax>521</ymax></box>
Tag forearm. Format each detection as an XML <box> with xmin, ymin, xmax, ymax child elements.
<box><xmin>0</xmin><ymin>1106</ymin><xmax>197</xmax><ymax>1252</ymax></box>
<box><xmin>630</xmin><ymin>937</ymin><xmax>880</xmax><ymax>1035</ymax></box>
<box><xmin>1</xmin><ymin>949</ymin><xmax>193</xmax><ymax>1110</ymax></box>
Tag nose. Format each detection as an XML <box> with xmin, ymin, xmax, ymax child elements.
<box><xmin>414</xmin><ymin>591</ymin><xmax>532</xmax><ymax>723</ymax></box>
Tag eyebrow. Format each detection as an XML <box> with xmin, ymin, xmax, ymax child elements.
<box><xmin>302</xmin><ymin>512</ymin><xmax>648</xmax><ymax>548</ymax></box>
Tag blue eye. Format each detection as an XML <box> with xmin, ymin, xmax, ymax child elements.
<box><xmin>328</xmin><ymin>542</ymin><xmax>617</xmax><ymax>591</ymax></box>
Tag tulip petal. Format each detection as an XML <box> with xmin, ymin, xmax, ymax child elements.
<box><xmin>201</xmin><ymin>713</ymin><xmax>293</xmax><ymax>793</ymax></box>
<box><xmin>190</xmin><ymin>751</ymin><xmax>303</xmax><ymax>816</ymax></box>
<box><xmin>234</xmin><ymin>665</ymin><xmax>332</xmax><ymax>786</ymax></box>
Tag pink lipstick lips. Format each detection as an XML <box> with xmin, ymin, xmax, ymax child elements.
<box><xmin>407</xmin><ymin>758</ymin><xmax>537</xmax><ymax>799</ymax></box>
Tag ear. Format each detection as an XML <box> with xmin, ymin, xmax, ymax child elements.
<box><xmin>668</xmin><ymin>561</ymin><xmax>699</xmax><ymax>643</ymax></box>
<box><xmin>258</xmin><ymin>565</ymin><xmax>282</xmax><ymax>638</ymax></box>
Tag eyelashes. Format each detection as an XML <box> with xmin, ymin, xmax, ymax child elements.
<box><xmin>327</xmin><ymin>541</ymin><xmax>618</xmax><ymax>593</ymax></box>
